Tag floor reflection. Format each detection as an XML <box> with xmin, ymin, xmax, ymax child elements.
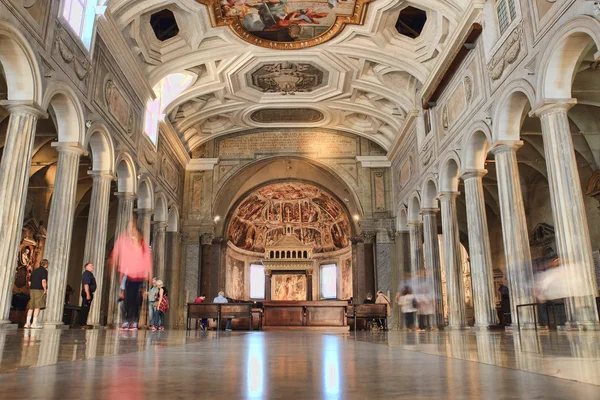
<box><xmin>355</xmin><ymin>330</ymin><xmax>600</xmax><ymax>386</ymax></box>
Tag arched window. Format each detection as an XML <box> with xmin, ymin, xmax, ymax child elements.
<box><xmin>61</xmin><ymin>0</ymin><xmax>106</xmax><ymax>50</ymax></box>
<box><xmin>320</xmin><ymin>264</ymin><xmax>337</xmax><ymax>299</ymax></box>
<box><xmin>144</xmin><ymin>73</ymin><xmax>193</xmax><ymax>145</ymax></box>
<box><xmin>270</xmin><ymin>251</ymin><xmax>274</xmax><ymax>259</ymax></box>
<box><xmin>303</xmin><ymin>251</ymin><xmax>308</xmax><ymax>258</ymax></box>
<box><xmin>292</xmin><ymin>251</ymin><xmax>296</xmax><ymax>259</ymax></box>
<box><xmin>286</xmin><ymin>251</ymin><xmax>291</xmax><ymax>258</ymax></box>
<box><xmin>249</xmin><ymin>264</ymin><xmax>265</xmax><ymax>300</ymax></box>
<box><xmin>276</xmin><ymin>251</ymin><xmax>280</xmax><ymax>258</ymax></box>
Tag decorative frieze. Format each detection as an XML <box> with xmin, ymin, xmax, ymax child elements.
<box><xmin>487</xmin><ymin>25</ymin><xmax>524</xmax><ymax>83</ymax></box>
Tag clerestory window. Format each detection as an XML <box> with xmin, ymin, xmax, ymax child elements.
<box><xmin>61</xmin><ymin>0</ymin><xmax>106</xmax><ymax>50</ymax></box>
<box><xmin>496</xmin><ymin>0</ymin><xmax>517</xmax><ymax>35</ymax></box>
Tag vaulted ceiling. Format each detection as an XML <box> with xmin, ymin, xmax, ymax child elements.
<box><xmin>107</xmin><ymin>0</ymin><xmax>469</xmax><ymax>153</ymax></box>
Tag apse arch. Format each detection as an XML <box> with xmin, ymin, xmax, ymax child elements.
<box><xmin>493</xmin><ymin>80</ymin><xmax>536</xmax><ymax>142</ymax></box>
<box><xmin>0</xmin><ymin>20</ymin><xmax>42</xmax><ymax>102</ymax></box>
<box><xmin>85</xmin><ymin>123</ymin><xmax>115</xmax><ymax>173</ymax></box>
<box><xmin>42</xmin><ymin>82</ymin><xmax>86</xmax><ymax>145</ymax></box>
<box><xmin>212</xmin><ymin>155</ymin><xmax>364</xmax><ymax>236</ymax></box>
<box><xmin>536</xmin><ymin>16</ymin><xmax>600</xmax><ymax>101</ymax></box>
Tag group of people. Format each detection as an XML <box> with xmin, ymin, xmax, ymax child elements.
<box><xmin>396</xmin><ymin>285</ymin><xmax>435</xmax><ymax>330</ymax></box>
<box><xmin>146</xmin><ymin>277</ymin><xmax>169</xmax><ymax>331</ymax></box>
<box><xmin>194</xmin><ymin>291</ymin><xmax>234</xmax><ymax>331</ymax></box>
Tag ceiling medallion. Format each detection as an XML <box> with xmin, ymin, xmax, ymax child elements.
<box><xmin>250</xmin><ymin>108</ymin><xmax>325</xmax><ymax>123</ymax></box>
<box><xmin>196</xmin><ymin>0</ymin><xmax>374</xmax><ymax>50</ymax></box>
<box><xmin>250</xmin><ymin>62</ymin><xmax>326</xmax><ymax>94</ymax></box>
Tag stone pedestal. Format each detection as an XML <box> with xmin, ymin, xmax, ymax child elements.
<box><xmin>461</xmin><ymin>170</ymin><xmax>498</xmax><ymax>328</ymax></box>
<box><xmin>490</xmin><ymin>142</ymin><xmax>536</xmax><ymax>328</ymax></box>
<box><xmin>152</xmin><ymin>222</ymin><xmax>167</xmax><ymax>280</ymax></box>
<box><xmin>0</xmin><ymin>102</ymin><xmax>46</xmax><ymax>327</ymax></box>
<box><xmin>83</xmin><ymin>172</ymin><xmax>114</xmax><ymax>326</ymax></box>
<box><xmin>439</xmin><ymin>192</ymin><xmax>467</xmax><ymax>329</ymax></box>
<box><xmin>44</xmin><ymin>143</ymin><xmax>86</xmax><ymax>327</ymax></box>
<box><xmin>106</xmin><ymin>192</ymin><xmax>135</xmax><ymax>327</ymax></box>
<box><xmin>422</xmin><ymin>209</ymin><xmax>445</xmax><ymax>328</ymax></box>
<box><xmin>536</xmin><ymin>102</ymin><xmax>600</xmax><ymax>329</ymax></box>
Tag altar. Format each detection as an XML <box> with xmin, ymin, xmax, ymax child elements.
<box><xmin>262</xmin><ymin>301</ymin><xmax>349</xmax><ymax>331</ymax></box>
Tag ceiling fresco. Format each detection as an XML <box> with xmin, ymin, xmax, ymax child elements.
<box><xmin>228</xmin><ymin>182</ymin><xmax>351</xmax><ymax>253</ymax></box>
<box><xmin>250</xmin><ymin>108</ymin><xmax>325</xmax><ymax>122</ymax></box>
<box><xmin>249</xmin><ymin>62</ymin><xmax>327</xmax><ymax>94</ymax></box>
<box><xmin>196</xmin><ymin>0</ymin><xmax>374</xmax><ymax>49</ymax></box>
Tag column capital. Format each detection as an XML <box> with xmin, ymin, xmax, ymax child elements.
<box><xmin>531</xmin><ymin>98</ymin><xmax>576</xmax><ymax>117</ymax></box>
<box><xmin>135</xmin><ymin>208</ymin><xmax>154</xmax><ymax>217</ymax></box>
<box><xmin>87</xmin><ymin>170</ymin><xmax>116</xmax><ymax>180</ymax></box>
<box><xmin>153</xmin><ymin>221</ymin><xmax>168</xmax><ymax>229</ymax></box>
<box><xmin>200</xmin><ymin>232</ymin><xmax>214</xmax><ymax>245</ymax></box>
<box><xmin>350</xmin><ymin>236</ymin><xmax>364</xmax><ymax>245</ymax></box>
<box><xmin>0</xmin><ymin>100</ymin><xmax>47</xmax><ymax>118</ymax></box>
<box><xmin>421</xmin><ymin>208</ymin><xmax>439</xmax><ymax>215</ymax></box>
<box><xmin>460</xmin><ymin>169</ymin><xmax>487</xmax><ymax>180</ymax></box>
<box><xmin>489</xmin><ymin>140</ymin><xmax>523</xmax><ymax>155</ymax></box>
<box><xmin>114</xmin><ymin>191</ymin><xmax>136</xmax><ymax>200</ymax></box>
<box><xmin>407</xmin><ymin>220</ymin><xmax>423</xmax><ymax>226</ymax></box>
<box><xmin>438</xmin><ymin>191</ymin><xmax>460</xmax><ymax>200</ymax></box>
<box><xmin>51</xmin><ymin>142</ymin><xmax>87</xmax><ymax>156</ymax></box>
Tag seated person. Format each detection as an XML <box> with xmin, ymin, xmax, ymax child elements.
<box><xmin>213</xmin><ymin>291</ymin><xmax>232</xmax><ymax>331</ymax></box>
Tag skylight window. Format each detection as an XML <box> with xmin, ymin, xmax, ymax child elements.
<box><xmin>62</xmin><ymin>0</ymin><xmax>106</xmax><ymax>50</ymax></box>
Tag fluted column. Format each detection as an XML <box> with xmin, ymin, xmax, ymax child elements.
<box><xmin>0</xmin><ymin>102</ymin><xmax>46</xmax><ymax>326</ymax></box>
<box><xmin>44</xmin><ymin>143</ymin><xmax>86</xmax><ymax>327</ymax></box>
<box><xmin>408</xmin><ymin>221</ymin><xmax>425</xmax><ymax>279</ymax></box>
<box><xmin>153</xmin><ymin>221</ymin><xmax>167</xmax><ymax>280</ymax></box>
<box><xmin>136</xmin><ymin>209</ymin><xmax>153</xmax><ymax>245</ymax></box>
<box><xmin>439</xmin><ymin>192</ymin><xmax>467</xmax><ymax>329</ymax></box>
<box><xmin>199</xmin><ymin>232</ymin><xmax>214</xmax><ymax>298</ymax></box>
<box><xmin>461</xmin><ymin>170</ymin><xmax>498</xmax><ymax>328</ymax></box>
<box><xmin>490</xmin><ymin>141</ymin><xmax>536</xmax><ymax>328</ymax></box>
<box><xmin>83</xmin><ymin>171</ymin><xmax>114</xmax><ymax>326</ymax></box>
<box><xmin>421</xmin><ymin>209</ymin><xmax>444</xmax><ymax>328</ymax></box>
<box><xmin>107</xmin><ymin>192</ymin><xmax>135</xmax><ymax>326</ymax></box>
<box><xmin>535</xmin><ymin>102</ymin><xmax>599</xmax><ymax>329</ymax></box>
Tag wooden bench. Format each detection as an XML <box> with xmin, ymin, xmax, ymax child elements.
<box><xmin>187</xmin><ymin>303</ymin><xmax>254</xmax><ymax>331</ymax></box>
<box><xmin>346</xmin><ymin>304</ymin><xmax>388</xmax><ymax>331</ymax></box>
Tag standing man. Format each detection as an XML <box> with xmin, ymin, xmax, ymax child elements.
<box><xmin>24</xmin><ymin>259</ymin><xmax>49</xmax><ymax>329</ymax></box>
<box><xmin>77</xmin><ymin>262</ymin><xmax>96</xmax><ymax>327</ymax></box>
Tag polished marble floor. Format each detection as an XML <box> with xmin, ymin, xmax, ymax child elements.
<box><xmin>0</xmin><ymin>328</ymin><xmax>599</xmax><ymax>399</ymax></box>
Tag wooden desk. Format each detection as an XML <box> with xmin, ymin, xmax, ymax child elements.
<box><xmin>262</xmin><ymin>301</ymin><xmax>348</xmax><ymax>330</ymax></box>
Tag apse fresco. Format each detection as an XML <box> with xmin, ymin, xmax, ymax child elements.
<box><xmin>196</xmin><ymin>0</ymin><xmax>372</xmax><ymax>49</ymax></box>
<box><xmin>228</xmin><ymin>182</ymin><xmax>351</xmax><ymax>253</ymax></box>
<box><xmin>272</xmin><ymin>274</ymin><xmax>307</xmax><ymax>300</ymax></box>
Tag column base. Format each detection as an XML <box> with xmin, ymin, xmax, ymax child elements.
<box><xmin>564</xmin><ymin>321</ymin><xmax>600</xmax><ymax>331</ymax></box>
<box><xmin>446</xmin><ymin>324</ymin><xmax>469</xmax><ymax>330</ymax></box>
<box><xmin>470</xmin><ymin>325</ymin><xmax>491</xmax><ymax>332</ymax></box>
<box><xmin>0</xmin><ymin>320</ymin><xmax>18</xmax><ymax>330</ymax></box>
<box><xmin>507</xmin><ymin>322</ymin><xmax>537</xmax><ymax>331</ymax></box>
<box><xmin>43</xmin><ymin>322</ymin><xmax>70</xmax><ymax>330</ymax></box>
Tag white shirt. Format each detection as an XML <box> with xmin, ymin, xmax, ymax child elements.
<box><xmin>399</xmin><ymin>294</ymin><xmax>417</xmax><ymax>313</ymax></box>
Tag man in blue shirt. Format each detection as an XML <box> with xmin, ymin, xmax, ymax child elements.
<box><xmin>213</xmin><ymin>291</ymin><xmax>232</xmax><ymax>331</ymax></box>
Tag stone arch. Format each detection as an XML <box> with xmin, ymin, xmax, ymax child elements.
<box><xmin>440</xmin><ymin>153</ymin><xmax>461</xmax><ymax>193</ymax></box>
<box><xmin>114</xmin><ymin>152</ymin><xmax>137</xmax><ymax>194</ymax></box>
<box><xmin>421</xmin><ymin>177</ymin><xmax>439</xmax><ymax>209</ymax></box>
<box><xmin>167</xmin><ymin>205</ymin><xmax>179</xmax><ymax>232</ymax></box>
<box><xmin>42</xmin><ymin>82</ymin><xmax>86</xmax><ymax>145</ymax></box>
<box><xmin>493</xmin><ymin>80</ymin><xmax>536</xmax><ymax>142</ymax></box>
<box><xmin>137</xmin><ymin>176</ymin><xmax>154</xmax><ymax>210</ymax></box>
<box><xmin>154</xmin><ymin>193</ymin><xmax>168</xmax><ymax>222</ymax></box>
<box><xmin>85</xmin><ymin>123</ymin><xmax>115</xmax><ymax>173</ymax></box>
<box><xmin>537</xmin><ymin>16</ymin><xmax>600</xmax><ymax>100</ymax></box>
<box><xmin>0</xmin><ymin>21</ymin><xmax>42</xmax><ymax>102</ymax></box>
<box><xmin>408</xmin><ymin>193</ymin><xmax>421</xmax><ymax>221</ymax></box>
<box><xmin>462</xmin><ymin>122</ymin><xmax>492</xmax><ymax>171</ymax></box>
<box><xmin>397</xmin><ymin>206</ymin><xmax>409</xmax><ymax>232</ymax></box>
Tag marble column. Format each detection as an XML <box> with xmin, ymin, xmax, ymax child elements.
<box><xmin>350</xmin><ymin>236</ymin><xmax>365</xmax><ymax>303</ymax></box>
<box><xmin>82</xmin><ymin>171</ymin><xmax>115</xmax><ymax>326</ymax></box>
<box><xmin>407</xmin><ymin>221</ymin><xmax>425</xmax><ymax>280</ymax></box>
<box><xmin>535</xmin><ymin>102</ymin><xmax>600</xmax><ymax>329</ymax></box>
<box><xmin>136</xmin><ymin>209</ymin><xmax>153</xmax><ymax>245</ymax></box>
<box><xmin>107</xmin><ymin>192</ymin><xmax>135</xmax><ymax>326</ymax></box>
<box><xmin>44</xmin><ymin>143</ymin><xmax>86</xmax><ymax>327</ymax></box>
<box><xmin>461</xmin><ymin>169</ymin><xmax>498</xmax><ymax>328</ymax></box>
<box><xmin>439</xmin><ymin>192</ymin><xmax>467</xmax><ymax>329</ymax></box>
<box><xmin>393</xmin><ymin>231</ymin><xmax>410</xmax><ymax>329</ymax></box>
<box><xmin>166</xmin><ymin>231</ymin><xmax>182</xmax><ymax>327</ymax></box>
<box><xmin>152</xmin><ymin>222</ymin><xmax>167</xmax><ymax>280</ymax></box>
<box><xmin>421</xmin><ymin>209</ymin><xmax>444</xmax><ymax>328</ymax></box>
<box><xmin>0</xmin><ymin>102</ymin><xmax>46</xmax><ymax>327</ymax></box>
<box><xmin>490</xmin><ymin>141</ymin><xmax>536</xmax><ymax>328</ymax></box>
<box><xmin>199</xmin><ymin>233</ymin><xmax>213</xmax><ymax>297</ymax></box>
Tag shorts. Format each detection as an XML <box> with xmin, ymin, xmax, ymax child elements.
<box><xmin>28</xmin><ymin>289</ymin><xmax>46</xmax><ymax>310</ymax></box>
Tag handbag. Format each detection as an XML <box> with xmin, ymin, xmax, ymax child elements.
<box><xmin>158</xmin><ymin>294</ymin><xmax>169</xmax><ymax>313</ymax></box>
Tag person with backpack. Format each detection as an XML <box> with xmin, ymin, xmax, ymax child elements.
<box><xmin>398</xmin><ymin>286</ymin><xmax>417</xmax><ymax>330</ymax></box>
<box><xmin>152</xmin><ymin>280</ymin><xmax>169</xmax><ymax>331</ymax></box>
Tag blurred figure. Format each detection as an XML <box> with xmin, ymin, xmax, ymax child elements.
<box><xmin>375</xmin><ymin>290</ymin><xmax>391</xmax><ymax>330</ymax></box>
<box><xmin>416</xmin><ymin>286</ymin><xmax>434</xmax><ymax>330</ymax></box>
<box><xmin>398</xmin><ymin>286</ymin><xmax>417</xmax><ymax>330</ymax></box>
<box><xmin>151</xmin><ymin>280</ymin><xmax>168</xmax><ymax>331</ymax></box>
<box><xmin>498</xmin><ymin>283</ymin><xmax>510</xmax><ymax>326</ymax></box>
<box><xmin>147</xmin><ymin>278</ymin><xmax>158</xmax><ymax>330</ymax></box>
<box><xmin>195</xmin><ymin>294</ymin><xmax>208</xmax><ymax>330</ymax></box>
<box><xmin>213</xmin><ymin>291</ymin><xmax>232</xmax><ymax>331</ymax></box>
<box><xmin>77</xmin><ymin>262</ymin><xmax>96</xmax><ymax>328</ymax></box>
<box><xmin>363</xmin><ymin>293</ymin><xmax>375</xmax><ymax>304</ymax></box>
<box><xmin>112</xmin><ymin>222</ymin><xmax>152</xmax><ymax>330</ymax></box>
<box><xmin>24</xmin><ymin>259</ymin><xmax>49</xmax><ymax>329</ymax></box>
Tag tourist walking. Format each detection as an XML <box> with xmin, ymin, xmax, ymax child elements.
<box><xmin>213</xmin><ymin>291</ymin><xmax>232</xmax><ymax>331</ymax></box>
<box><xmin>398</xmin><ymin>286</ymin><xmax>417</xmax><ymax>330</ymax></box>
<box><xmin>147</xmin><ymin>277</ymin><xmax>158</xmax><ymax>329</ymax></box>
<box><xmin>77</xmin><ymin>262</ymin><xmax>96</xmax><ymax>327</ymax></box>
<box><xmin>415</xmin><ymin>286</ymin><xmax>434</xmax><ymax>330</ymax></box>
<box><xmin>24</xmin><ymin>259</ymin><xmax>49</xmax><ymax>329</ymax></box>
<box><xmin>151</xmin><ymin>280</ymin><xmax>169</xmax><ymax>331</ymax></box>
<box><xmin>375</xmin><ymin>290</ymin><xmax>391</xmax><ymax>330</ymax></box>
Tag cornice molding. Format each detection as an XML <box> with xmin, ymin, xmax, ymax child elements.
<box><xmin>159</xmin><ymin>120</ymin><xmax>191</xmax><ymax>168</ymax></box>
<box><xmin>387</xmin><ymin>110</ymin><xmax>419</xmax><ymax>162</ymax></box>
